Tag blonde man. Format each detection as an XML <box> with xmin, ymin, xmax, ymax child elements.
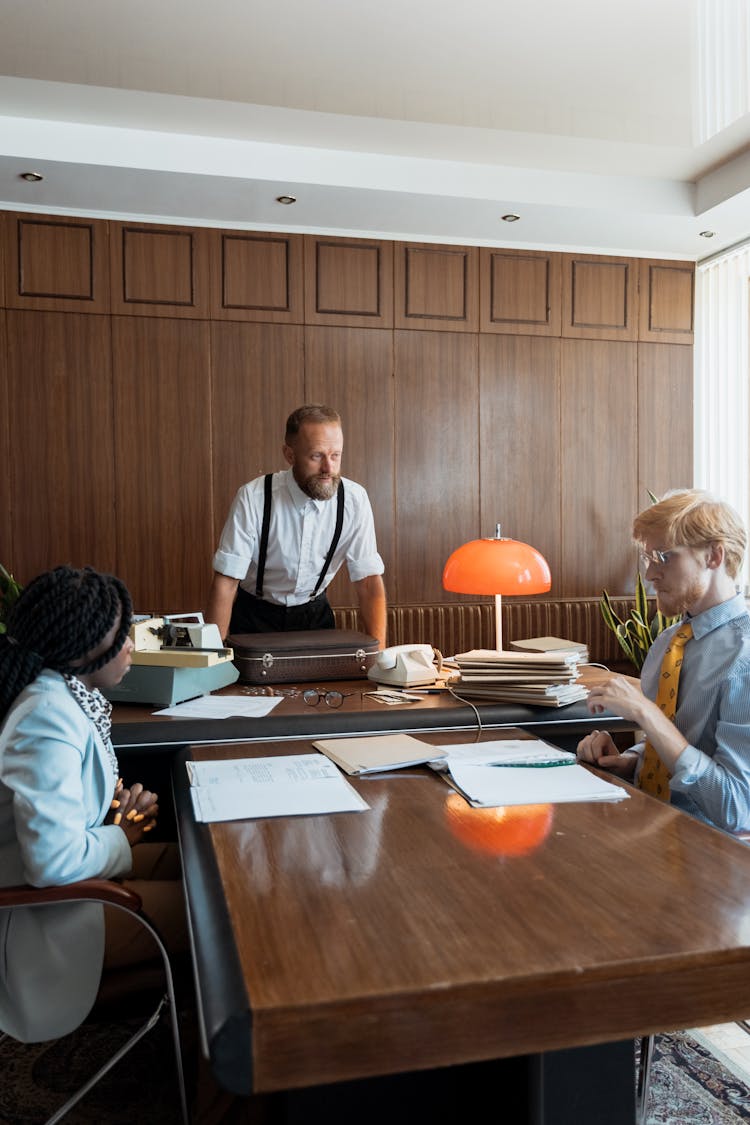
<box><xmin>578</xmin><ymin>489</ymin><xmax>750</xmax><ymax>833</ymax></box>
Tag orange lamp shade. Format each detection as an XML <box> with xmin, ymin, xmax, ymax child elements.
<box><xmin>444</xmin><ymin>794</ymin><xmax>554</xmax><ymax>857</ymax></box>
<box><xmin>442</xmin><ymin>535</ymin><xmax>551</xmax><ymax>596</ymax></box>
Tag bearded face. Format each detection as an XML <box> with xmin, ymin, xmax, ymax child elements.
<box><xmin>284</xmin><ymin>422</ymin><xmax>343</xmax><ymax>502</ymax></box>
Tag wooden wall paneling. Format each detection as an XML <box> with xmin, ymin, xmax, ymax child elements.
<box><xmin>638</xmin><ymin>260</ymin><xmax>695</xmax><ymax>344</ymax></box>
<box><xmin>394</xmin><ymin>243</ymin><xmax>478</xmax><ymax>332</ymax></box>
<box><xmin>0</xmin><ymin>312</ymin><xmax>11</xmax><ymax>568</ymax></box>
<box><xmin>110</xmin><ymin>223</ymin><xmax>210</xmax><ymax>318</ymax></box>
<box><xmin>638</xmin><ymin>343</ymin><xmax>693</xmax><ymax>500</ymax></box>
<box><xmin>209</xmin><ymin>321</ymin><xmax>304</xmax><ymax>546</ymax></box>
<box><xmin>2</xmin><ymin>212</ymin><xmax>110</xmax><ymax>314</ymax></box>
<box><xmin>560</xmin><ymin>339</ymin><xmax>638</xmax><ymax>595</ymax></box>
<box><xmin>304</xmin><ymin>326</ymin><xmax>395</xmax><ymax>607</ymax></box>
<box><xmin>395</xmin><ymin>331</ymin><xmax>479</xmax><ymax>603</ymax></box>
<box><xmin>112</xmin><ymin>317</ymin><xmax>212</xmax><ymax>610</ymax></box>
<box><xmin>479</xmin><ymin>335</ymin><xmax>562</xmax><ymax>592</ymax></box>
<box><xmin>5</xmin><ymin>310</ymin><xmax>116</xmax><ymax>582</ymax></box>
<box><xmin>304</xmin><ymin>235</ymin><xmax>394</xmax><ymax>327</ymax></box>
<box><xmin>0</xmin><ymin>214</ymin><xmax>7</xmax><ymax>308</ymax></box>
<box><xmin>562</xmin><ymin>254</ymin><xmax>639</xmax><ymax>341</ymax></box>
<box><xmin>479</xmin><ymin>248</ymin><xmax>562</xmax><ymax>336</ymax></box>
<box><xmin>209</xmin><ymin>231</ymin><xmax>303</xmax><ymax>322</ymax></box>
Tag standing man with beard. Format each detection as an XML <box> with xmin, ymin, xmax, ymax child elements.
<box><xmin>577</xmin><ymin>489</ymin><xmax>750</xmax><ymax>834</ymax></box>
<box><xmin>205</xmin><ymin>404</ymin><xmax>387</xmax><ymax>647</ymax></box>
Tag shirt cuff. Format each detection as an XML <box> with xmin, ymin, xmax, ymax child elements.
<box><xmin>670</xmin><ymin>743</ymin><xmax>705</xmax><ymax>787</ymax></box>
<box><xmin>212</xmin><ymin>550</ymin><xmax>251</xmax><ymax>580</ymax></box>
<box><xmin>346</xmin><ymin>553</ymin><xmax>385</xmax><ymax>583</ymax></box>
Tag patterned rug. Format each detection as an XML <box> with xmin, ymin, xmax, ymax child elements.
<box><xmin>2</xmin><ymin>1021</ymin><xmax>750</xmax><ymax>1123</ymax></box>
<box><xmin>0</xmin><ymin>1010</ymin><xmax>190</xmax><ymax>1124</ymax></box>
<box><xmin>646</xmin><ymin>1031</ymin><xmax>750</xmax><ymax>1123</ymax></box>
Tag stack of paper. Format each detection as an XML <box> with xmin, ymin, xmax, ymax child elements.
<box><xmin>510</xmin><ymin>635</ymin><xmax>589</xmax><ymax>662</ymax></box>
<box><xmin>433</xmin><ymin>738</ymin><xmax>628</xmax><ymax>807</ymax></box>
<box><xmin>451</xmin><ymin>648</ymin><xmax>588</xmax><ymax>706</ymax></box>
<box><xmin>312</xmin><ymin>733</ymin><xmax>445</xmax><ymax>775</ymax></box>
<box><xmin>186</xmin><ymin>754</ymin><xmax>369</xmax><ymax>822</ymax></box>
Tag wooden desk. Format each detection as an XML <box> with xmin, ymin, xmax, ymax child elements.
<box><xmin>173</xmin><ymin>729</ymin><xmax>750</xmax><ymax>1124</ymax></box>
<box><xmin>114</xmin><ymin>666</ymin><xmax>631</xmax><ymax>751</ymax></box>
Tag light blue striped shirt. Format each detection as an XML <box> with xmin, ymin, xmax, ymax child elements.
<box><xmin>639</xmin><ymin>593</ymin><xmax>750</xmax><ymax>832</ymax></box>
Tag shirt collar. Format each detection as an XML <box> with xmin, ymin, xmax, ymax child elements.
<box><xmin>686</xmin><ymin>592</ymin><xmax>747</xmax><ymax>640</ymax></box>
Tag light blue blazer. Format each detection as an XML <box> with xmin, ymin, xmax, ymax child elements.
<box><xmin>0</xmin><ymin>670</ymin><xmax>131</xmax><ymax>1041</ymax></box>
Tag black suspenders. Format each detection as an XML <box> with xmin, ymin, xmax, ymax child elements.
<box><xmin>255</xmin><ymin>474</ymin><xmax>345</xmax><ymax>600</ymax></box>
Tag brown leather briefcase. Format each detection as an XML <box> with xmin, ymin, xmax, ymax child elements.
<box><xmin>227</xmin><ymin>629</ymin><xmax>379</xmax><ymax>684</ymax></box>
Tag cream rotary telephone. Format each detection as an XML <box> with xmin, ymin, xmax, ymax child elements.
<box><xmin>367</xmin><ymin>644</ymin><xmax>443</xmax><ymax>688</ymax></box>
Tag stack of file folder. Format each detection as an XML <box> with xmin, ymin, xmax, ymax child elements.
<box><xmin>451</xmin><ymin>648</ymin><xmax>588</xmax><ymax>706</ymax></box>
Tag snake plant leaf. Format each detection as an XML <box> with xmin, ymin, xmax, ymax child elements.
<box><xmin>0</xmin><ymin>564</ymin><xmax>23</xmax><ymax>634</ymax></box>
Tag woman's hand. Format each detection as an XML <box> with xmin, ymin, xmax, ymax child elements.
<box><xmin>106</xmin><ymin>780</ymin><xmax>159</xmax><ymax>845</ymax></box>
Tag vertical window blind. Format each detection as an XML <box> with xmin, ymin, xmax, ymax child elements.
<box><xmin>695</xmin><ymin>243</ymin><xmax>750</xmax><ymax>591</ymax></box>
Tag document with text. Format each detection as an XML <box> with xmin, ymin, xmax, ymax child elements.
<box><xmin>186</xmin><ymin>754</ymin><xmax>370</xmax><ymax>822</ymax></box>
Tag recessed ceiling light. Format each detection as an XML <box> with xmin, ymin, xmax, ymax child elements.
<box><xmin>501</xmin><ymin>213</ymin><xmax>520</xmax><ymax>223</ymax></box>
<box><xmin>699</xmin><ymin>230</ymin><xmax>716</xmax><ymax>238</ymax></box>
<box><xmin>20</xmin><ymin>171</ymin><xmax>43</xmax><ymax>183</ymax></box>
<box><xmin>276</xmin><ymin>194</ymin><xmax>297</xmax><ymax>205</ymax></box>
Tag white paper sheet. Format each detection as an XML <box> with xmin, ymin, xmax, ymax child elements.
<box><xmin>187</xmin><ymin>754</ymin><xmax>370</xmax><ymax>822</ymax></box>
<box><xmin>154</xmin><ymin>695</ymin><xmax>282</xmax><ymax>718</ymax></box>
<box><xmin>433</xmin><ymin>739</ymin><xmax>576</xmax><ymax>768</ymax></box>
<box><xmin>446</xmin><ymin>759</ymin><xmax>628</xmax><ymax>807</ymax></box>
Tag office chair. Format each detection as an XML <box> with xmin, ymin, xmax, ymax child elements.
<box><xmin>0</xmin><ymin>877</ymin><xmax>189</xmax><ymax>1125</ymax></box>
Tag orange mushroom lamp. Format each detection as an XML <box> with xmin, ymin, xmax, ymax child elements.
<box><xmin>442</xmin><ymin>524</ymin><xmax>551</xmax><ymax>651</ymax></box>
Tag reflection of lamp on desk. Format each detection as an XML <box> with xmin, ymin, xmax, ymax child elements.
<box><xmin>442</xmin><ymin>524</ymin><xmax>551</xmax><ymax>651</ymax></box>
<box><xmin>444</xmin><ymin>795</ymin><xmax>554</xmax><ymax>857</ymax></box>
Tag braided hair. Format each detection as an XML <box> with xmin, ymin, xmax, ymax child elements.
<box><xmin>0</xmin><ymin>566</ymin><xmax>132</xmax><ymax>722</ymax></box>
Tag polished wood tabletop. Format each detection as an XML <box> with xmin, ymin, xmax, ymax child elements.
<box><xmin>173</xmin><ymin>727</ymin><xmax>750</xmax><ymax>1102</ymax></box>
<box><xmin>115</xmin><ymin>665</ymin><xmax>632</xmax><ymax>749</ymax></box>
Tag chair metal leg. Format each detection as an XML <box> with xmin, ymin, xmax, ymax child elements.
<box><xmin>635</xmin><ymin>1035</ymin><xmax>654</xmax><ymax>1125</ymax></box>
<box><xmin>42</xmin><ymin>900</ymin><xmax>191</xmax><ymax>1125</ymax></box>
<box><xmin>45</xmin><ymin>995</ymin><xmax>171</xmax><ymax>1125</ymax></box>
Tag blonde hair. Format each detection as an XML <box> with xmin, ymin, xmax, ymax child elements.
<box><xmin>632</xmin><ymin>489</ymin><xmax>747</xmax><ymax>579</ymax></box>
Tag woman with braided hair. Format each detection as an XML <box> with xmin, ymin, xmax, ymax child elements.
<box><xmin>0</xmin><ymin>565</ymin><xmax>186</xmax><ymax>1042</ymax></box>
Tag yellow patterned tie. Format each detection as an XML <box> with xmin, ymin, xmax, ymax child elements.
<box><xmin>638</xmin><ymin>621</ymin><xmax>693</xmax><ymax>800</ymax></box>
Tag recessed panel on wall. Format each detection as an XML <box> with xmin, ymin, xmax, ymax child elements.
<box><xmin>395</xmin><ymin>243</ymin><xmax>478</xmax><ymax>332</ymax></box>
<box><xmin>5</xmin><ymin>310</ymin><xmax>116</xmax><ymax>581</ymax></box>
<box><xmin>395</xmin><ymin>330</ymin><xmax>479</xmax><ymax>603</ymax></box>
<box><xmin>638</xmin><ymin>343</ymin><xmax>693</xmax><ymax>498</ymax></box>
<box><xmin>112</xmin><ymin>317</ymin><xmax>212</xmax><ymax>609</ymax></box>
<box><xmin>562</xmin><ymin>254</ymin><xmax>639</xmax><ymax>340</ymax></box>
<box><xmin>1</xmin><ymin>212</ymin><xmax>110</xmax><ymax>313</ymax></box>
<box><xmin>0</xmin><ymin>312</ymin><xmax>11</xmax><ymax>568</ymax></box>
<box><xmin>209</xmin><ymin>231</ymin><xmax>303</xmax><ymax>322</ymax></box>
<box><xmin>560</xmin><ymin>338</ymin><xmax>638</xmax><ymax>594</ymax></box>
<box><xmin>639</xmin><ymin>260</ymin><xmax>695</xmax><ymax>344</ymax></box>
<box><xmin>110</xmin><ymin>223</ymin><xmax>210</xmax><ymax>318</ymax></box>
<box><xmin>479</xmin><ymin>335</ymin><xmax>561</xmax><ymax>589</ymax></box>
<box><xmin>304</xmin><ymin>236</ymin><xmax>393</xmax><ymax>327</ymax></box>
<box><xmin>209</xmin><ymin>321</ymin><xmax>304</xmax><ymax>544</ymax></box>
<box><xmin>305</xmin><ymin>326</ymin><xmax>395</xmax><ymax>607</ymax></box>
<box><xmin>480</xmin><ymin>248</ymin><xmax>561</xmax><ymax>336</ymax></box>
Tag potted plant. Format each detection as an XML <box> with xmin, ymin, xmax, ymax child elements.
<box><xmin>600</xmin><ymin>574</ymin><xmax>677</xmax><ymax>673</ymax></box>
<box><xmin>0</xmin><ymin>564</ymin><xmax>23</xmax><ymax>634</ymax></box>
<box><xmin>599</xmin><ymin>490</ymin><xmax>678</xmax><ymax>672</ymax></box>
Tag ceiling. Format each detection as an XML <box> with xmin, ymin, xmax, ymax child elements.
<box><xmin>1</xmin><ymin>0</ymin><xmax>750</xmax><ymax>261</ymax></box>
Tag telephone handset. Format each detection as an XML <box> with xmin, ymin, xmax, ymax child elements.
<box><xmin>367</xmin><ymin>643</ymin><xmax>442</xmax><ymax>688</ymax></box>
